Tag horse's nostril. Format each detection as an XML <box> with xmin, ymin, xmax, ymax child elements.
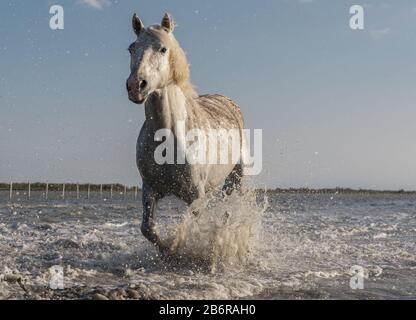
<box><xmin>139</xmin><ymin>80</ymin><xmax>147</xmax><ymax>90</ymax></box>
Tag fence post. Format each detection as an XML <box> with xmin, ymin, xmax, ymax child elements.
<box><xmin>87</xmin><ymin>184</ymin><xmax>90</xmax><ymax>200</ymax></box>
<box><xmin>62</xmin><ymin>184</ymin><xmax>65</xmax><ymax>200</ymax></box>
<box><xmin>110</xmin><ymin>184</ymin><xmax>113</xmax><ymax>199</ymax></box>
<box><xmin>76</xmin><ymin>184</ymin><xmax>80</xmax><ymax>199</ymax></box>
<box><xmin>46</xmin><ymin>182</ymin><xmax>49</xmax><ymax>199</ymax></box>
<box><xmin>100</xmin><ymin>184</ymin><xmax>103</xmax><ymax>199</ymax></box>
<box><xmin>9</xmin><ymin>181</ymin><xmax>12</xmax><ymax>200</ymax></box>
<box><xmin>28</xmin><ymin>181</ymin><xmax>31</xmax><ymax>199</ymax></box>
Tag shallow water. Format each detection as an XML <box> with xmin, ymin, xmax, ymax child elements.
<box><xmin>0</xmin><ymin>190</ymin><xmax>415</xmax><ymax>300</ymax></box>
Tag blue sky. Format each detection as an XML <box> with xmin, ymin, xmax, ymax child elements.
<box><xmin>1</xmin><ymin>0</ymin><xmax>416</xmax><ymax>189</ymax></box>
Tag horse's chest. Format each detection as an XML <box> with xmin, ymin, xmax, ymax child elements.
<box><xmin>136</xmin><ymin>127</ymin><xmax>191</xmax><ymax>193</ymax></box>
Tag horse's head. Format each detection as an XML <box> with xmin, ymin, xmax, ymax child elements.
<box><xmin>126</xmin><ymin>13</ymin><xmax>190</xmax><ymax>104</ymax></box>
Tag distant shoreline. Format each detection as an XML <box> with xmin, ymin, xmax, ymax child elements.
<box><xmin>261</xmin><ymin>188</ymin><xmax>416</xmax><ymax>195</ymax></box>
<box><xmin>0</xmin><ymin>183</ymin><xmax>415</xmax><ymax>195</ymax></box>
<box><xmin>0</xmin><ymin>183</ymin><xmax>136</xmax><ymax>192</ymax></box>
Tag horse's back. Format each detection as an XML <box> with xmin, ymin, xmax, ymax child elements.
<box><xmin>196</xmin><ymin>94</ymin><xmax>244</xmax><ymax>129</ymax></box>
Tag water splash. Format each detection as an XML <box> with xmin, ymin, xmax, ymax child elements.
<box><xmin>169</xmin><ymin>189</ymin><xmax>268</xmax><ymax>272</ymax></box>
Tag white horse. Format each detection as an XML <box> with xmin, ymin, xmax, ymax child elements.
<box><xmin>126</xmin><ymin>13</ymin><xmax>247</xmax><ymax>252</ymax></box>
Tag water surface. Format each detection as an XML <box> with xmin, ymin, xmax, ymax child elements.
<box><xmin>0</xmin><ymin>191</ymin><xmax>415</xmax><ymax>299</ymax></box>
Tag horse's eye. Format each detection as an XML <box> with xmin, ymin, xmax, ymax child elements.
<box><xmin>160</xmin><ymin>47</ymin><xmax>167</xmax><ymax>54</ymax></box>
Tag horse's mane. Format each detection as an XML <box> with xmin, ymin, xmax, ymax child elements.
<box><xmin>147</xmin><ymin>26</ymin><xmax>197</xmax><ymax>99</ymax></box>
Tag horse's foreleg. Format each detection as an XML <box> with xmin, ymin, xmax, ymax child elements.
<box><xmin>222</xmin><ymin>164</ymin><xmax>243</xmax><ymax>196</ymax></box>
<box><xmin>187</xmin><ymin>184</ymin><xmax>207</xmax><ymax>217</ymax></box>
<box><xmin>141</xmin><ymin>185</ymin><xmax>165</xmax><ymax>250</ymax></box>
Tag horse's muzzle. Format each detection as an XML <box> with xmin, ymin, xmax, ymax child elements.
<box><xmin>126</xmin><ymin>79</ymin><xmax>148</xmax><ymax>104</ymax></box>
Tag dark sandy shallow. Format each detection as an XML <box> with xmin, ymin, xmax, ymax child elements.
<box><xmin>0</xmin><ymin>191</ymin><xmax>415</xmax><ymax>300</ymax></box>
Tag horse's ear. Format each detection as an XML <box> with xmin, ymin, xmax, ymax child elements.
<box><xmin>132</xmin><ymin>13</ymin><xmax>144</xmax><ymax>37</ymax></box>
<box><xmin>161</xmin><ymin>13</ymin><xmax>175</xmax><ymax>32</ymax></box>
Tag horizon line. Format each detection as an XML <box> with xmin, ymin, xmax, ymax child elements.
<box><xmin>1</xmin><ymin>182</ymin><xmax>415</xmax><ymax>193</ymax></box>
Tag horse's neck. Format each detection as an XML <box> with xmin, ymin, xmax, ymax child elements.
<box><xmin>145</xmin><ymin>84</ymin><xmax>192</xmax><ymax>133</ymax></box>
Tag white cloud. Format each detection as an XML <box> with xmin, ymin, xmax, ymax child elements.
<box><xmin>370</xmin><ymin>27</ymin><xmax>391</xmax><ymax>40</ymax></box>
<box><xmin>78</xmin><ymin>0</ymin><xmax>110</xmax><ymax>10</ymax></box>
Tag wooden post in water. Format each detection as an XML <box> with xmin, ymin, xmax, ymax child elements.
<box><xmin>62</xmin><ymin>184</ymin><xmax>65</xmax><ymax>200</ymax></box>
<box><xmin>87</xmin><ymin>184</ymin><xmax>90</xmax><ymax>200</ymax></box>
<box><xmin>110</xmin><ymin>184</ymin><xmax>113</xmax><ymax>199</ymax></box>
<box><xmin>46</xmin><ymin>182</ymin><xmax>49</xmax><ymax>199</ymax></box>
<box><xmin>9</xmin><ymin>181</ymin><xmax>12</xmax><ymax>200</ymax></box>
<box><xmin>28</xmin><ymin>182</ymin><xmax>31</xmax><ymax>199</ymax></box>
<box><xmin>76</xmin><ymin>184</ymin><xmax>80</xmax><ymax>199</ymax></box>
<box><xmin>100</xmin><ymin>184</ymin><xmax>103</xmax><ymax>199</ymax></box>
